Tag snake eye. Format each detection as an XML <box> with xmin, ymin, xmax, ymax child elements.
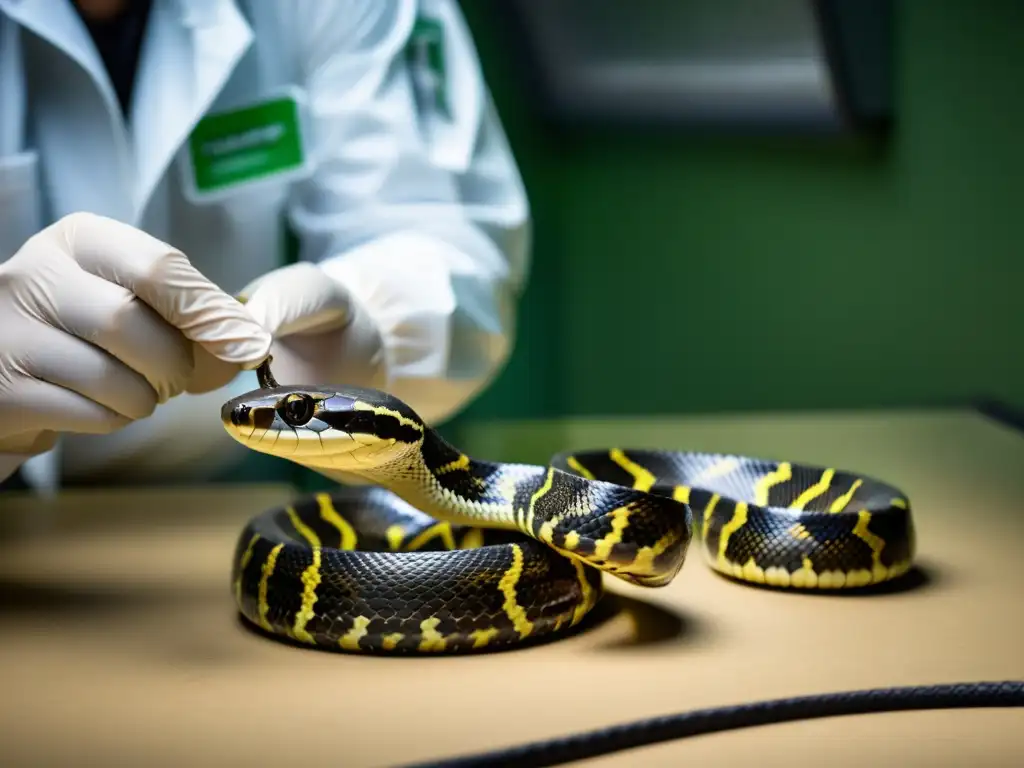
<box><xmin>280</xmin><ymin>394</ymin><xmax>315</xmax><ymax>426</ymax></box>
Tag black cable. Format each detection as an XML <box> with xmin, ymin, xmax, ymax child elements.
<box><xmin>397</xmin><ymin>680</ymin><xmax>1024</xmax><ymax>768</ymax></box>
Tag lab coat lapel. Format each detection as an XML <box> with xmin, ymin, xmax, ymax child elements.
<box><xmin>1</xmin><ymin>0</ymin><xmax>133</xmax><ymax>223</ymax></box>
<box><xmin>130</xmin><ymin>0</ymin><xmax>253</xmax><ymax>216</ymax></box>
<box><xmin>0</xmin><ymin>0</ymin><xmax>122</xmax><ymax>120</ymax></box>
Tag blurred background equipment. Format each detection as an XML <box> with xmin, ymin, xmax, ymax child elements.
<box><xmin>503</xmin><ymin>0</ymin><xmax>892</xmax><ymax>134</ymax></box>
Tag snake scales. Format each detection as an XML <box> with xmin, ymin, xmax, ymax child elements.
<box><xmin>220</xmin><ymin>357</ymin><xmax>916</xmax><ymax>654</ymax></box>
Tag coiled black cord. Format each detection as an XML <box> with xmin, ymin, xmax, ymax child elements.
<box><xmin>398</xmin><ymin>681</ymin><xmax>1024</xmax><ymax>768</ymax></box>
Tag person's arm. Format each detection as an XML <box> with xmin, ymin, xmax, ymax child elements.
<box><xmin>258</xmin><ymin>0</ymin><xmax>531</xmax><ymax>426</ymax></box>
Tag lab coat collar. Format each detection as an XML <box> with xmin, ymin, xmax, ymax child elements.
<box><xmin>130</xmin><ymin>0</ymin><xmax>254</xmax><ymax>215</ymax></box>
<box><xmin>0</xmin><ymin>0</ymin><xmax>253</xmax><ymax>222</ymax></box>
<box><xmin>0</xmin><ymin>0</ymin><xmax>121</xmax><ymax>123</ymax></box>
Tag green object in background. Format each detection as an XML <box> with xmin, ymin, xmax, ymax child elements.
<box><xmin>455</xmin><ymin>0</ymin><xmax>1024</xmax><ymax>427</ymax></box>
<box><xmin>405</xmin><ymin>15</ymin><xmax>452</xmax><ymax>120</ymax></box>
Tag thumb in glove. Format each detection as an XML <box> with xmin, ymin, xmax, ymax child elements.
<box><xmin>239</xmin><ymin>262</ymin><xmax>386</xmax><ymax>388</ymax></box>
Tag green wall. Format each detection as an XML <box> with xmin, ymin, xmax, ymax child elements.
<box><xmin>454</xmin><ymin>0</ymin><xmax>1024</xmax><ymax>425</ymax></box>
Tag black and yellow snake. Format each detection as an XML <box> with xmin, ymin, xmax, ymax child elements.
<box><xmin>220</xmin><ymin>357</ymin><xmax>916</xmax><ymax>654</ymax></box>
<box><xmin>219</xmin><ymin>358</ymin><xmax>1023</xmax><ymax>765</ymax></box>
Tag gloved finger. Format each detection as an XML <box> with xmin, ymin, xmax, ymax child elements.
<box><xmin>0</xmin><ymin>377</ymin><xmax>132</xmax><ymax>438</ymax></box>
<box><xmin>58</xmin><ymin>212</ymin><xmax>272</xmax><ymax>368</ymax></box>
<box><xmin>10</xmin><ymin>321</ymin><xmax>159</xmax><ymax>421</ymax></box>
<box><xmin>49</xmin><ymin>270</ymin><xmax>194</xmax><ymax>404</ymax></box>
<box><xmin>0</xmin><ymin>429</ymin><xmax>58</xmax><ymax>457</ymax></box>
<box><xmin>269</xmin><ymin>321</ymin><xmax>386</xmax><ymax>390</ymax></box>
<box><xmin>241</xmin><ymin>262</ymin><xmax>352</xmax><ymax>337</ymax></box>
<box><xmin>184</xmin><ymin>344</ymin><xmax>246</xmax><ymax>395</ymax></box>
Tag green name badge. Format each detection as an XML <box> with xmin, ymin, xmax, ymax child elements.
<box><xmin>182</xmin><ymin>87</ymin><xmax>312</xmax><ymax>203</ymax></box>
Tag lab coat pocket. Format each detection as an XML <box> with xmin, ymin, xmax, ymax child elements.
<box><xmin>0</xmin><ymin>150</ymin><xmax>42</xmax><ymax>263</ymax></box>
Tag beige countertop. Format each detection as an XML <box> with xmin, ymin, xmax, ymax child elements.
<box><xmin>0</xmin><ymin>408</ymin><xmax>1021</xmax><ymax>767</ymax></box>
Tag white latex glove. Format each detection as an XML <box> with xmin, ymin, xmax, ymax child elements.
<box><xmin>0</xmin><ymin>212</ymin><xmax>273</xmax><ymax>481</ymax></box>
<box><xmin>240</xmin><ymin>262</ymin><xmax>386</xmax><ymax>389</ymax></box>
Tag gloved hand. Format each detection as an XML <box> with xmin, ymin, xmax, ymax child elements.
<box><xmin>239</xmin><ymin>262</ymin><xmax>386</xmax><ymax>389</ymax></box>
<box><xmin>0</xmin><ymin>212</ymin><xmax>273</xmax><ymax>478</ymax></box>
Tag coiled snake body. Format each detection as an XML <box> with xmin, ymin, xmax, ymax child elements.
<box><xmin>220</xmin><ymin>358</ymin><xmax>915</xmax><ymax>655</ymax></box>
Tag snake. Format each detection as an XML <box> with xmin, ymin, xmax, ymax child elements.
<box><xmin>219</xmin><ymin>357</ymin><xmax>916</xmax><ymax>655</ymax></box>
<box><xmin>219</xmin><ymin>359</ymin><xmax>1024</xmax><ymax>765</ymax></box>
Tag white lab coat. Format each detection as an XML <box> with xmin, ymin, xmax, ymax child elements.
<box><xmin>0</xmin><ymin>0</ymin><xmax>530</xmax><ymax>488</ymax></box>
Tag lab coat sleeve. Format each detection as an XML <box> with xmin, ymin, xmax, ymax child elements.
<box><xmin>282</xmin><ymin>0</ymin><xmax>531</xmax><ymax>426</ymax></box>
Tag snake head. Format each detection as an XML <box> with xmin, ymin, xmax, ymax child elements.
<box><xmin>220</xmin><ymin>384</ymin><xmax>425</xmax><ymax>474</ymax></box>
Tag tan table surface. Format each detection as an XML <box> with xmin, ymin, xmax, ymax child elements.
<box><xmin>0</xmin><ymin>408</ymin><xmax>1022</xmax><ymax>767</ymax></box>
